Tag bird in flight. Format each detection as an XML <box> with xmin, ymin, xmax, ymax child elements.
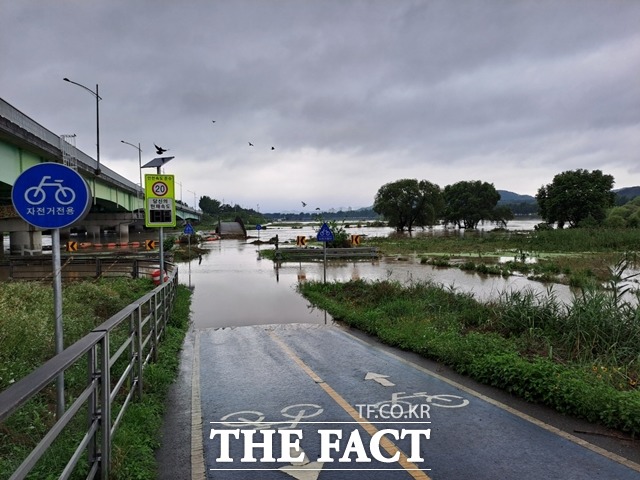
<box><xmin>212</xmin><ymin>120</ymin><xmax>216</xmax><ymax>123</ymax></box>
<box><xmin>271</xmin><ymin>146</ymin><xmax>275</xmax><ymax>150</ymax></box>
<box><xmin>301</xmin><ymin>201</ymin><xmax>307</xmax><ymax>207</ymax></box>
<box><xmin>249</xmin><ymin>142</ymin><xmax>254</xmax><ymax>147</ymax></box>
<box><xmin>154</xmin><ymin>144</ymin><xmax>168</xmax><ymax>154</ymax></box>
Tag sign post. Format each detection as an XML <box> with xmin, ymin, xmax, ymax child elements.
<box><xmin>142</xmin><ymin>156</ymin><xmax>175</xmax><ymax>286</ymax></box>
<box><xmin>316</xmin><ymin>222</ymin><xmax>334</xmax><ymax>283</ymax></box>
<box><xmin>12</xmin><ymin>162</ymin><xmax>91</xmax><ymax>418</ymax></box>
<box><xmin>184</xmin><ymin>222</ymin><xmax>195</xmax><ymax>288</ymax></box>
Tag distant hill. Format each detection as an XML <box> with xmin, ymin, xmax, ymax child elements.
<box><xmin>497</xmin><ymin>190</ymin><xmax>536</xmax><ymax>205</ymax></box>
<box><xmin>614</xmin><ymin>186</ymin><xmax>640</xmax><ymax>205</ymax></box>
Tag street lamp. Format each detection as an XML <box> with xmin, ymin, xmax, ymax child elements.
<box><xmin>120</xmin><ymin>140</ymin><xmax>143</xmax><ymax>197</ymax></box>
<box><xmin>187</xmin><ymin>189</ymin><xmax>197</xmax><ymax>210</ymax></box>
<box><xmin>63</xmin><ymin>77</ymin><xmax>101</xmax><ymax>175</ymax></box>
<box><xmin>175</xmin><ymin>181</ymin><xmax>185</xmax><ymax>205</ymax></box>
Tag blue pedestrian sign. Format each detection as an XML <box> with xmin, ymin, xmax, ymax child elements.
<box><xmin>256</xmin><ymin>224</ymin><xmax>262</xmax><ymax>231</ymax></box>
<box><xmin>11</xmin><ymin>163</ymin><xmax>92</xmax><ymax>229</ymax></box>
<box><xmin>317</xmin><ymin>222</ymin><xmax>334</xmax><ymax>242</ymax></box>
<box><xmin>183</xmin><ymin>223</ymin><xmax>195</xmax><ymax>235</ymax></box>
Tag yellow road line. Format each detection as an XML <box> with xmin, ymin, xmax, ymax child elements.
<box><xmin>268</xmin><ymin>330</ymin><xmax>431</xmax><ymax>480</ymax></box>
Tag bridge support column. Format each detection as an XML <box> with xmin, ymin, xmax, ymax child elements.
<box><xmin>117</xmin><ymin>223</ymin><xmax>130</xmax><ymax>244</ymax></box>
<box><xmin>10</xmin><ymin>230</ymin><xmax>42</xmax><ymax>256</ymax></box>
<box><xmin>86</xmin><ymin>225</ymin><xmax>100</xmax><ymax>242</ymax></box>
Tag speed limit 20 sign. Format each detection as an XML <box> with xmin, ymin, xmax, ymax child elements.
<box><xmin>144</xmin><ymin>174</ymin><xmax>176</xmax><ymax>227</ymax></box>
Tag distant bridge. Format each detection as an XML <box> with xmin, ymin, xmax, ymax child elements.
<box><xmin>0</xmin><ymin>98</ymin><xmax>201</xmax><ymax>254</ymax></box>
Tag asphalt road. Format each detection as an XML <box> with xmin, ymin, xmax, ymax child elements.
<box><xmin>158</xmin><ymin>323</ymin><xmax>640</xmax><ymax>480</ymax></box>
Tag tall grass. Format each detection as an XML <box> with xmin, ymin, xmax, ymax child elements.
<box><xmin>0</xmin><ymin>279</ymin><xmax>191</xmax><ymax>479</ymax></box>
<box><xmin>368</xmin><ymin>227</ymin><xmax>640</xmax><ymax>254</ymax></box>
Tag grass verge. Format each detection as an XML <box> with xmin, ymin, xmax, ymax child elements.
<box><xmin>0</xmin><ymin>280</ymin><xmax>192</xmax><ymax>479</ymax></box>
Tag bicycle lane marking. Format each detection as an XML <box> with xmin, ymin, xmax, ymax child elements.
<box><xmin>336</xmin><ymin>327</ymin><xmax>640</xmax><ymax>476</ymax></box>
<box><xmin>195</xmin><ymin>325</ymin><xmax>430</xmax><ymax>479</ymax></box>
<box><xmin>276</xmin><ymin>324</ymin><xmax>640</xmax><ymax>478</ymax></box>
<box><xmin>267</xmin><ymin>329</ymin><xmax>432</xmax><ymax>480</ymax></box>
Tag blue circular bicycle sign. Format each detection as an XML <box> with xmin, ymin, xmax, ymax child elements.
<box><xmin>12</xmin><ymin>162</ymin><xmax>92</xmax><ymax>229</ymax></box>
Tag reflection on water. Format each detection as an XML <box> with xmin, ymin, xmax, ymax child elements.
<box><xmin>181</xmin><ymin>225</ymin><xmax>575</xmax><ymax>329</ymax></box>
<box><xmin>183</xmin><ymin>240</ymin><xmax>332</xmax><ymax>329</ymax></box>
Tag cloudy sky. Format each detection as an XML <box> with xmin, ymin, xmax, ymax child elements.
<box><xmin>1</xmin><ymin>1</ymin><xmax>639</xmax><ymax>213</ymax></box>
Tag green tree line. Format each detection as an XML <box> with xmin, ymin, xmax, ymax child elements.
<box><xmin>197</xmin><ymin>169</ymin><xmax>636</xmax><ymax>231</ymax></box>
<box><xmin>373</xmin><ymin>169</ymin><xmax>629</xmax><ymax>232</ymax></box>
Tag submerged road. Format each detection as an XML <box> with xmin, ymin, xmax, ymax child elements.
<box><xmin>160</xmin><ymin>323</ymin><xmax>640</xmax><ymax>480</ymax></box>
<box><xmin>156</xmin><ymin>237</ymin><xmax>640</xmax><ymax>479</ymax></box>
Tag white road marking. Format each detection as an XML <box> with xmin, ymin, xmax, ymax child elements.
<box><xmin>365</xmin><ymin>371</ymin><xmax>395</xmax><ymax>386</ymax></box>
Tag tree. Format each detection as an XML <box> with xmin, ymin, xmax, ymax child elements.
<box><xmin>199</xmin><ymin>195</ymin><xmax>221</xmax><ymax>216</ymax></box>
<box><xmin>373</xmin><ymin>179</ymin><xmax>443</xmax><ymax>232</ymax></box>
<box><xmin>492</xmin><ymin>205</ymin><xmax>515</xmax><ymax>228</ymax></box>
<box><xmin>443</xmin><ymin>181</ymin><xmax>501</xmax><ymax>229</ymax></box>
<box><xmin>536</xmin><ymin>169</ymin><xmax>615</xmax><ymax>228</ymax></box>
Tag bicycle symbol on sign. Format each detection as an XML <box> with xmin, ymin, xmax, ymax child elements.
<box><xmin>218</xmin><ymin>403</ymin><xmax>324</xmax><ymax>430</ymax></box>
<box><xmin>24</xmin><ymin>176</ymin><xmax>76</xmax><ymax>205</ymax></box>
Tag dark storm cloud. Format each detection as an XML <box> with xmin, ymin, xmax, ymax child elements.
<box><xmin>1</xmin><ymin>0</ymin><xmax>639</xmax><ymax>211</ymax></box>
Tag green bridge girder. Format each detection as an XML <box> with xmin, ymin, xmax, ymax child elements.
<box><xmin>0</xmin><ymin>131</ymin><xmax>199</xmax><ymax>223</ymax></box>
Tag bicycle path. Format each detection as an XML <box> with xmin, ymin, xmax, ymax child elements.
<box><xmin>181</xmin><ymin>323</ymin><xmax>640</xmax><ymax>480</ymax></box>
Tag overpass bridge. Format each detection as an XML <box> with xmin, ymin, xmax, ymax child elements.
<box><xmin>0</xmin><ymin>98</ymin><xmax>201</xmax><ymax>255</ymax></box>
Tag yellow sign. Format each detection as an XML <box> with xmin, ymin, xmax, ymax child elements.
<box><xmin>351</xmin><ymin>235</ymin><xmax>361</xmax><ymax>246</ymax></box>
<box><xmin>65</xmin><ymin>240</ymin><xmax>78</xmax><ymax>252</ymax></box>
<box><xmin>145</xmin><ymin>239</ymin><xmax>157</xmax><ymax>250</ymax></box>
<box><xmin>144</xmin><ymin>174</ymin><xmax>176</xmax><ymax>227</ymax></box>
<box><xmin>296</xmin><ymin>236</ymin><xmax>307</xmax><ymax>246</ymax></box>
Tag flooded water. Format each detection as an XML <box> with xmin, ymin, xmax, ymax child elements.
<box><xmin>183</xmin><ymin>240</ymin><xmax>333</xmax><ymax>328</ymax></box>
<box><xmin>180</xmin><ymin>219</ymin><xmax>576</xmax><ymax>329</ymax></box>
<box><xmin>2</xmin><ymin>218</ymin><xmax>578</xmax><ymax>329</ymax></box>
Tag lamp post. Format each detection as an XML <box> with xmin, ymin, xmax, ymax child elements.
<box><xmin>187</xmin><ymin>189</ymin><xmax>197</xmax><ymax>210</ymax></box>
<box><xmin>120</xmin><ymin>140</ymin><xmax>143</xmax><ymax>198</ymax></box>
<box><xmin>176</xmin><ymin>181</ymin><xmax>183</xmax><ymax>202</ymax></box>
<box><xmin>63</xmin><ymin>77</ymin><xmax>101</xmax><ymax>175</ymax></box>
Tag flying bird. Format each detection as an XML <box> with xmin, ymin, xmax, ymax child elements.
<box><xmin>249</xmin><ymin>142</ymin><xmax>254</xmax><ymax>147</ymax></box>
<box><xmin>271</xmin><ymin>146</ymin><xmax>275</xmax><ymax>150</ymax></box>
<box><xmin>301</xmin><ymin>201</ymin><xmax>307</xmax><ymax>207</ymax></box>
<box><xmin>212</xmin><ymin>120</ymin><xmax>216</xmax><ymax>123</ymax></box>
<box><xmin>154</xmin><ymin>143</ymin><xmax>168</xmax><ymax>154</ymax></box>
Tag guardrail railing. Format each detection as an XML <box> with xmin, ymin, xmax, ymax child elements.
<box><xmin>0</xmin><ymin>264</ymin><xmax>178</xmax><ymax>479</ymax></box>
<box><xmin>0</xmin><ymin>255</ymin><xmax>164</xmax><ymax>282</ymax></box>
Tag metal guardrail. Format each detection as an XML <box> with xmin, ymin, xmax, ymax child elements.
<box><xmin>0</xmin><ymin>254</ymin><xmax>163</xmax><ymax>282</ymax></box>
<box><xmin>0</xmin><ymin>263</ymin><xmax>179</xmax><ymax>479</ymax></box>
<box><xmin>275</xmin><ymin>246</ymin><xmax>379</xmax><ymax>262</ymax></box>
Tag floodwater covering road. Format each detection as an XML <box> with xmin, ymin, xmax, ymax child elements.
<box><xmin>186</xmin><ymin>222</ymin><xmax>575</xmax><ymax>330</ymax></box>
<box><xmin>155</xmin><ymin>229</ymin><xmax>640</xmax><ymax>479</ymax></box>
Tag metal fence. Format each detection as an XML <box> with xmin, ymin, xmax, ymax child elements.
<box><xmin>0</xmin><ymin>254</ymin><xmax>164</xmax><ymax>282</ymax></box>
<box><xmin>0</xmin><ymin>263</ymin><xmax>179</xmax><ymax>479</ymax></box>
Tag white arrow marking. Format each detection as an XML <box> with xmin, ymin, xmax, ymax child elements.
<box><xmin>365</xmin><ymin>372</ymin><xmax>395</xmax><ymax>387</ymax></box>
<box><xmin>279</xmin><ymin>446</ymin><xmax>324</xmax><ymax>480</ymax></box>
